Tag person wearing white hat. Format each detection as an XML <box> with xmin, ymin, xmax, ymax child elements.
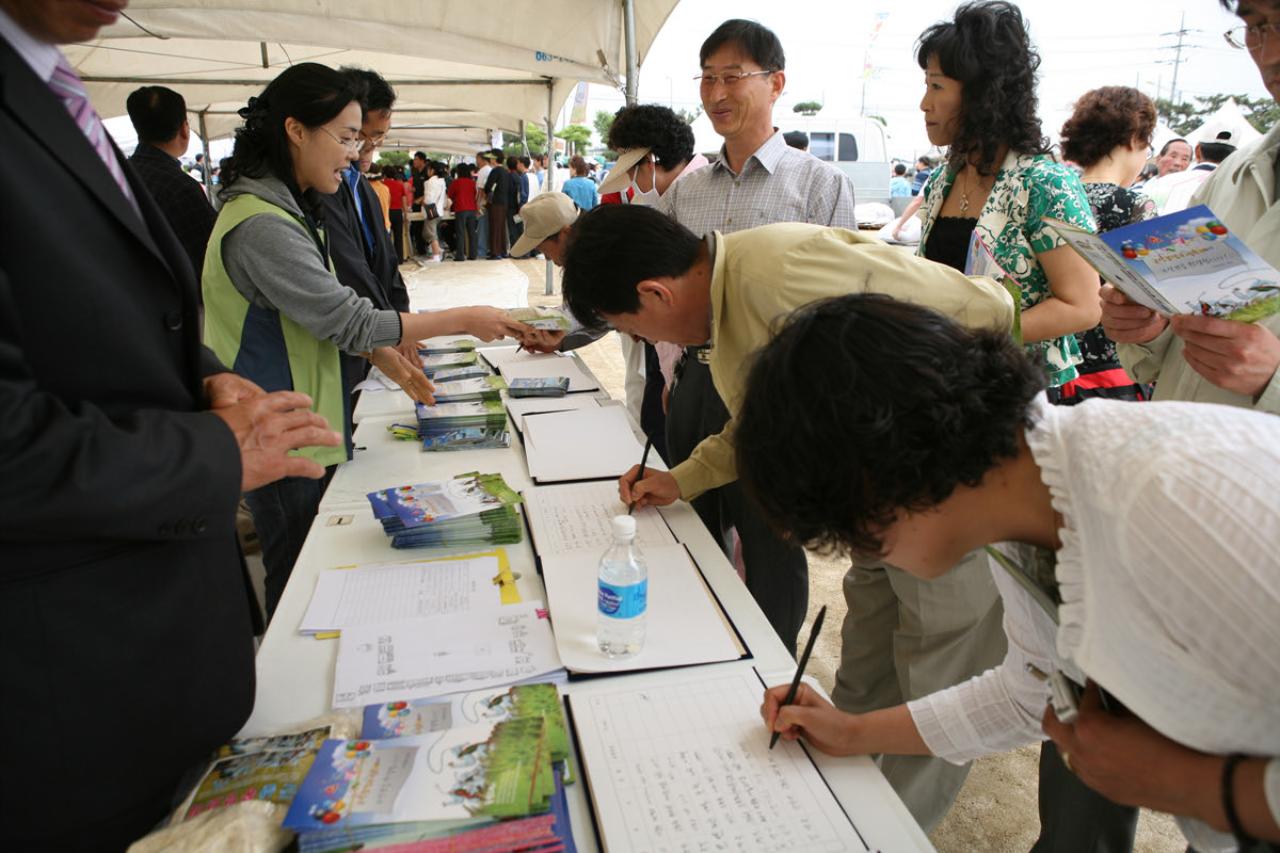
<box><xmin>597</xmin><ymin>104</ymin><xmax>714</xmax><ymax>471</ymax></box>
<box><xmin>1142</xmin><ymin>123</ymin><xmax>1239</xmax><ymax>214</ymax></box>
<box><xmin>598</xmin><ymin>104</ymin><xmax>712</xmax><ymax>204</ymax></box>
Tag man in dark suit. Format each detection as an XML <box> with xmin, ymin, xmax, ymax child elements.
<box><xmin>317</xmin><ymin>66</ymin><xmax>416</xmax><ymax>431</ymax></box>
<box><xmin>0</xmin><ymin>2</ymin><xmax>341</xmax><ymax>848</ymax></box>
<box><xmin>125</xmin><ymin>84</ymin><xmax>217</xmax><ymax>280</ymax></box>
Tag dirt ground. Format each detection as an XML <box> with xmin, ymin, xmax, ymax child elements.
<box><xmin>505</xmin><ymin>257</ymin><xmax>1185</xmax><ymax>853</ymax></box>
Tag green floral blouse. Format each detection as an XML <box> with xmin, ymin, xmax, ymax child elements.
<box><xmin>918</xmin><ymin>152</ymin><xmax>1097</xmax><ymax>386</ymax></box>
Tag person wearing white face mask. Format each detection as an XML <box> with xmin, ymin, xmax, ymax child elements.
<box><xmin>597</xmin><ymin>104</ymin><xmax>712</xmax><ymax>465</ymax></box>
<box><xmin>598</xmin><ymin>104</ymin><xmax>711</xmax><ymax>208</ymax></box>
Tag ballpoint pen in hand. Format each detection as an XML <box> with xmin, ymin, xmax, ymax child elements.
<box><xmin>770</xmin><ymin>605</ymin><xmax>827</xmax><ymax>749</ymax></box>
<box><xmin>626</xmin><ymin>437</ymin><xmax>654</xmax><ymax>516</ymax></box>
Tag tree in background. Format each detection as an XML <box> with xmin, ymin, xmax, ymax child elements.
<box><xmin>793</xmin><ymin>100</ymin><xmax>823</xmax><ymax>116</ymax></box>
<box><xmin>674</xmin><ymin>106</ymin><xmax>702</xmax><ymax>125</ymax></box>
<box><xmin>1156</xmin><ymin>94</ymin><xmax>1278</xmax><ymax>136</ymax></box>
<box><xmin>593</xmin><ymin>109</ymin><xmax>615</xmax><ymax>146</ymax></box>
<box><xmin>375</xmin><ymin>150</ymin><xmax>411</xmax><ymax>169</ymax></box>
<box><xmin>557</xmin><ymin>124</ymin><xmax>592</xmax><ymax>156</ymax></box>
<box><xmin>502</xmin><ymin>127</ymin><xmax>548</xmax><ymax>157</ymax></box>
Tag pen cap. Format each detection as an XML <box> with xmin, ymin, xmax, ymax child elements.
<box><xmin>611</xmin><ymin>515</ymin><xmax>637</xmax><ymax>542</ymax></box>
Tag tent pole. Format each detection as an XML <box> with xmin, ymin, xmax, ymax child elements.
<box><xmin>545</xmin><ymin>81</ymin><xmax>555</xmax><ymax>296</ymax></box>
<box><xmin>623</xmin><ymin>0</ymin><xmax>638</xmax><ymax>106</ymax></box>
<box><xmin>197</xmin><ymin>108</ymin><xmax>213</xmax><ymax>194</ymax></box>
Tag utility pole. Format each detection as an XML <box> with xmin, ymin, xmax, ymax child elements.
<box><xmin>1160</xmin><ymin>12</ymin><xmax>1197</xmax><ymax>104</ymax></box>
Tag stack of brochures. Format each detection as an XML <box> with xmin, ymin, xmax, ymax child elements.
<box><xmin>419</xmin><ymin>338</ymin><xmax>477</xmax><ymax>355</ymax></box>
<box><xmin>173</xmin><ymin>725</ymin><xmax>339</xmax><ymax>824</ymax></box>
<box><xmin>415</xmin><ymin>400</ymin><xmax>510</xmax><ymax>451</ymax></box>
<box><xmin>427</xmin><ymin>363</ymin><xmax>490</xmax><ymax>383</ymax></box>
<box><xmin>421</xmin><ymin>349</ymin><xmax>480</xmax><ymax>377</ymax></box>
<box><xmin>431</xmin><ymin>375</ymin><xmax>506</xmax><ymax>404</ymax></box>
<box><xmin>367</xmin><ymin>473</ymin><xmax>523</xmax><ymax>549</ymax></box>
<box><xmin>288</xmin><ymin>684</ymin><xmax>575</xmax><ymax>853</ymax></box>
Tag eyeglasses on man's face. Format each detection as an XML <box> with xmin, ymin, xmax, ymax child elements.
<box><xmin>317</xmin><ymin>125</ymin><xmax>361</xmax><ymax>153</ymax></box>
<box><xmin>1224</xmin><ymin>20</ymin><xmax>1280</xmax><ymax>51</ymax></box>
<box><xmin>359</xmin><ymin>129</ymin><xmax>387</xmax><ymax>151</ymax></box>
<box><xmin>694</xmin><ymin>69</ymin><xmax>775</xmax><ymax>88</ymax></box>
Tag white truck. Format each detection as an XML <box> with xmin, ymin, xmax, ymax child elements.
<box><xmin>691</xmin><ymin>112</ymin><xmax>893</xmax><ymax>206</ymax></box>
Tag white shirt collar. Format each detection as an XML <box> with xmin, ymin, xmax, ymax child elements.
<box><xmin>0</xmin><ymin>6</ymin><xmax>64</xmax><ymax>84</ymax></box>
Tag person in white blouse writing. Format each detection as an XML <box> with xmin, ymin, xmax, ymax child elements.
<box><xmin>736</xmin><ymin>294</ymin><xmax>1279</xmax><ymax>852</ymax></box>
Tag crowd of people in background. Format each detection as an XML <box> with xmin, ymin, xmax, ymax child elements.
<box><xmin>3</xmin><ymin>0</ymin><xmax>1278</xmax><ymax>849</ymax></box>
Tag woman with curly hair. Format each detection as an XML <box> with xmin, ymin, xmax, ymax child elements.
<box><xmin>914</xmin><ymin>0</ymin><xmax>1100</xmax><ymax>390</ymax></box>
<box><xmin>598</xmin><ymin>103</ymin><xmax>710</xmax><ymax>205</ymax></box>
<box><xmin>741</xmin><ymin>295</ymin><xmax>1280</xmax><ymax>853</ymax></box>
<box><xmin>1057</xmin><ymin>86</ymin><xmax>1160</xmax><ymax>404</ymax></box>
<box><xmin>596</xmin><ymin>104</ymin><xmax>713</xmax><ymax>464</ymax></box>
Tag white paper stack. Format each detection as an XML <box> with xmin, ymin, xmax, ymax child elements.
<box><xmin>298</xmin><ymin>556</ymin><xmax>503</xmax><ymax>635</ymax></box>
<box><xmin>522</xmin><ymin>406</ymin><xmax>665</xmax><ymax>483</ymax></box>
<box><xmin>331</xmin><ymin>602</ymin><xmax>563</xmax><ymax>709</ymax></box>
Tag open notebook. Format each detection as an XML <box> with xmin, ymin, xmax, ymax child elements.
<box><xmin>567</xmin><ymin>667</ymin><xmax>869</xmax><ymax>852</ymax></box>
<box><xmin>523</xmin><ymin>481</ymin><xmax>744</xmax><ymax>674</ymax></box>
<box><xmin>504</xmin><ymin>394</ymin><xmax>601</xmax><ymax>434</ymax></box>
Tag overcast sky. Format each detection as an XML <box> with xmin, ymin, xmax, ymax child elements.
<box><xmin>581</xmin><ymin>0</ymin><xmax>1270</xmax><ymax>158</ymax></box>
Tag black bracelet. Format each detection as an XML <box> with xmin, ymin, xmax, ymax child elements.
<box><xmin>1222</xmin><ymin>752</ymin><xmax>1258</xmax><ymax>849</ymax></box>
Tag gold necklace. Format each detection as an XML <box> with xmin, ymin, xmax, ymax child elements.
<box><xmin>958</xmin><ymin>170</ymin><xmax>973</xmax><ymax>215</ymax></box>
<box><xmin>958</xmin><ymin>168</ymin><xmax>990</xmax><ymax>216</ymax></box>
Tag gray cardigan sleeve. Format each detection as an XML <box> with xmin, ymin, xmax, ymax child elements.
<box><xmin>221</xmin><ymin>214</ymin><xmax>402</xmax><ymax>353</ymax></box>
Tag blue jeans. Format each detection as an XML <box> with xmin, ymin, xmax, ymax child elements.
<box><xmin>454</xmin><ymin>210</ymin><xmax>478</xmax><ymax>260</ymax></box>
<box><xmin>244</xmin><ymin>467</ymin><xmax>334</xmax><ymax>620</ymax></box>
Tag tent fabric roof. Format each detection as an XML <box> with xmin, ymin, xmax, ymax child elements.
<box><xmin>1185</xmin><ymin>98</ymin><xmax>1264</xmax><ymax>149</ymax></box>
<box><xmin>69</xmin><ymin>0</ymin><xmax>680</xmax><ymax>144</ymax></box>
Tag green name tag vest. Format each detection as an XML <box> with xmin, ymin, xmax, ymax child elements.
<box><xmin>202</xmin><ymin>194</ymin><xmax>347</xmax><ymax>467</ymax></box>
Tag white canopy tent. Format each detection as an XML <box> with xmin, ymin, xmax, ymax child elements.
<box><xmin>70</xmin><ymin>0</ymin><xmax>676</xmax><ymax>143</ymax></box>
<box><xmin>70</xmin><ymin>0</ymin><xmax>675</xmax><ymax>288</ymax></box>
<box><xmin>1185</xmin><ymin>98</ymin><xmax>1264</xmax><ymax>149</ymax></box>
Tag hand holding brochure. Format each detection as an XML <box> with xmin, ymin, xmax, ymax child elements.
<box><xmin>1048</xmin><ymin>205</ymin><xmax>1280</xmax><ymax>321</ymax></box>
<box><xmin>506</xmin><ymin>306</ymin><xmax>572</xmax><ymax>331</ymax></box>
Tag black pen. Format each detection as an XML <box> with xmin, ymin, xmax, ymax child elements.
<box><xmin>770</xmin><ymin>604</ymin><xmax>827</xmax><ymax>749</ymax></box>
<box><xmin>626</xmin><ymin>437</ymin><xmax>654</xmax><ymax>515</ymax></box>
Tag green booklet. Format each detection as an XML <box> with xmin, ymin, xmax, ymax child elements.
<box><xmin>180</xmin><ymin>726</ymin><xmax>333</xmax><ymax>821</ymax></box>
<box><xmin>281</xmin><ymin>717</ymin><xmax>555</xmax><ymax>829</ymax></box>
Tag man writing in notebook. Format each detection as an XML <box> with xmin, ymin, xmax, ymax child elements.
<box><xmin>657</xmin><ymin>18</ymin><xmax>855</xmax><ymax>661</ymax></box>
<box><xmin>560</xmin><ymin>204</ymin><xmax>1014</xmax><ymax>524</ymax></box>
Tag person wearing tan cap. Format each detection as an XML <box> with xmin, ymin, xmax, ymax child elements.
<box><xmin>510</xmin><ymin>193</ymin><xmax>606</xmax><ymax>353</ymax></box>
<box><xmin>510</xmin><ymin>191</ymin><xmax>577</xmax><ymax>263</ymax></box>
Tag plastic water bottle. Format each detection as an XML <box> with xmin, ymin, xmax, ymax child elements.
<box><xmin>597</xmin><ymin>515</ymin><xmax>647</xmax><ymax>658</ymax></box>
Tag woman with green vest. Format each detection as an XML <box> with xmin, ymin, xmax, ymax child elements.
<box><xmin>203</xmin><ymin>63</ymin><xmax>530</xmax><ymax>619</ymax></box>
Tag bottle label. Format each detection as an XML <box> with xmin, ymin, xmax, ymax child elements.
<box><xmin>598</xmin><ymin>579</ymin><xmax>647</xmax><ymax>619</ymax></box>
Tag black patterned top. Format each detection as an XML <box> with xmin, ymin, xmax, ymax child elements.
<box><xmin>1077</xmin><ymin>183</ymin><xmax>1156</xmax><ymax>371</ymax></box>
